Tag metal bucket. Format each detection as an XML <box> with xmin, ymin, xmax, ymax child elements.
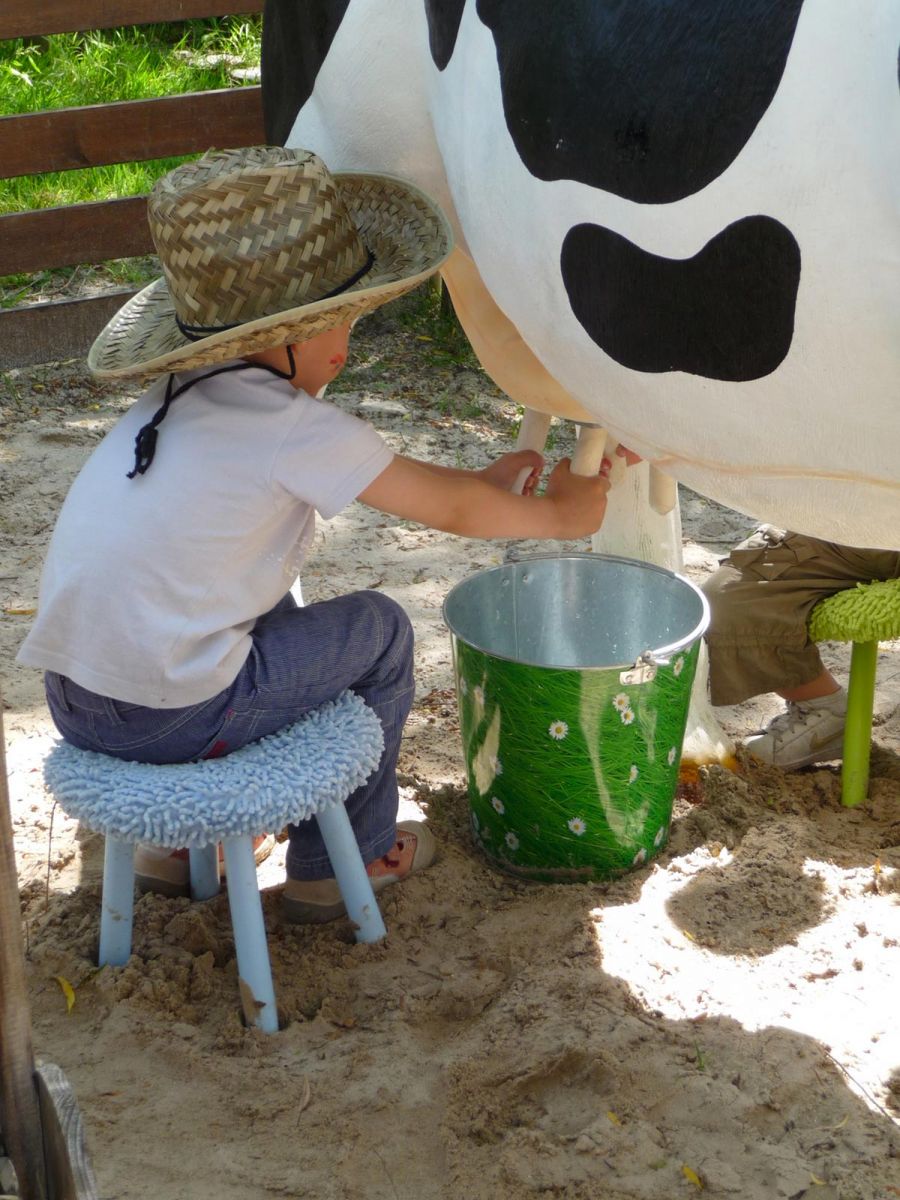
<box><xmin>442</xmin><ymin>553</ymin><xmax>710</xmax><ymax>881</ymax></box>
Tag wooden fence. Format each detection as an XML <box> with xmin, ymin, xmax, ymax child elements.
<box><xmin>0</xmin><ymin>1</ymin><xmax>265</xmax><ymax>369</ymax></box>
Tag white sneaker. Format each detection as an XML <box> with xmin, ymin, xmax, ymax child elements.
<box><xmin>743</xmin><ymin>690</ymin><xmax>847</xmax><ymax>770</ymax></box>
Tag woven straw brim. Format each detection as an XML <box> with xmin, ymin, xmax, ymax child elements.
<box><xmin>88</xmin><ymin>173</ymin><xmax>453</xmax><ymax>379</ymax></box>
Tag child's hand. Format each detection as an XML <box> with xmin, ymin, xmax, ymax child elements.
<box><xmin>479</xmin><ymin>450</ymin><xmax>544</xmax><ymax>495</ymax></box>
<box><xmin>544</xmin><ymin>458</ymin><xmax>611</xmax><ymax>537</ymax></box>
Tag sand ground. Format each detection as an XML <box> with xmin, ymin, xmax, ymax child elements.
<box><xmin>2</xmin><ymin>298</ymin><xmax>899</xmax><ymax>1199</ymax></box>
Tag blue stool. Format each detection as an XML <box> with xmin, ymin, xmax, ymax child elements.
<box><xmin>43</xmin><ymin>691</ymin><xmax>387</xmax><ymax>1033</ymax></box>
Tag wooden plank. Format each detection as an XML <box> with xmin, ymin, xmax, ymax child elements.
<box><xmin>0</xmin><ymin>1</ymin><xmax>263</xmax><ymax>41</ymax></box>
<box><xmin>0</xmin><ymin>694</ymin><xmax>48</xmax><ymax>1200</ymax></box>
<box><xmin>0</xmin><ymin>87</ymin><xmax>264</xmax><ymax>179</ymax></box>
<box><xmin>0</xmin><ymin>197</ymin><xmax>153</xmax><ymax>275</ymax></box>
<box><xmin>35</xmin><ymin>1063</ymin><xmax>100</xmax><ymax>1200</ymax></box>
<box><xmin>0</xmin><ymin>289</ymin><xmax>142</xmax><ymax>369</ymax></box>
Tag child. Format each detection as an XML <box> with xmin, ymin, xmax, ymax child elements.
<box><xmin>17</xmin><ymin>145</ymin><xmax>613</xmax><ymax>922</ymax></box>
<box><xmin>702</xmin><ymin>525</ymin><xmax>900</xmax><ymax>769</ymax></box>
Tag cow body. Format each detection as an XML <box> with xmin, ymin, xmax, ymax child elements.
<box><xmin>262</xmin><ymin>0</ymin><xmax>900</xmax><ymax>549</ymax></box>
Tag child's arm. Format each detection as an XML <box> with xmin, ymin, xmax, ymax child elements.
<box><xmin>402</xmin><ymin>450</ymin><xmax>542</xmax><ymax>494</ymax></box>
<box><xmin>416</xmin><ymin>446</ymin><xmax>639</xmax><ymax>489</ymax></box>
<box><xmin>358</xmin><ymin>450</ymin><xmax>610</xmax><ymax>540</ymax></box>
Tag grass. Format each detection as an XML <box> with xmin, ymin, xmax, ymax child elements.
<box><xmin>0</xmin><ymin>256</ymin><xmax>162</xmax><ymax>310</ymax></box>
<box><xmin>396</xmin><ymin>278</ymin><xmax>481</xmax><ymax>373</ymax></box>
<box><xmin>1</xmin><ymin>17</ymin><xmax>262</xmax><ymax>304</ymax></box>
<box><xmin>0</xmin><ymin>17</ymin><xmax>482</xmax><ymax>387</ymax></box>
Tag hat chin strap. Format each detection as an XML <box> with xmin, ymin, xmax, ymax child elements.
<box><xmin>175</xmin><ymin>314</ymin><xmax>242</xmax><ymax>340</ymax></box>
<box><xmin>126</xmin><ymin>346</ymin><xmax>298</xmax><ymax>479</ymax></box>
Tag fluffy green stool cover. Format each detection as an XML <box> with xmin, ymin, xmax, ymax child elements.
<box><xmin>809</xmin><ymin>577</ymin><xmax>900</xmax><ymax>644</ymax></box>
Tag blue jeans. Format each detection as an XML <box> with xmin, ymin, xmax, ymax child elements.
<box><xmin>45</xmin><ymin>591</ymin><xmax>415</xmax><ymax>880</ymax></box>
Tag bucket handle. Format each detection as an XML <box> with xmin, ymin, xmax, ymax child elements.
<box><xmin>619</xmin><ymin>650</ymin><xmax>670</xmax><ymax>685</ymax></box>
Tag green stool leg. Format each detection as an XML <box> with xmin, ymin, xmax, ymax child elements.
<box><xmin>842</xmin><ymin>640</ymin><xmax>878</xmax><ymax>807</ymax></box>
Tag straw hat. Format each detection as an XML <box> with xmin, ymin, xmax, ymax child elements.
<box><xmin>88</xmin><ymin>145</ymin><xmax>454</xmax><ymax>378</ymax></box>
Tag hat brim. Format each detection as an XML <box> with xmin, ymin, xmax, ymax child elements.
<box><xmin>88</xmin><ymin>172</ymin><xmax>454</xmax><ymax>379</ymax></box>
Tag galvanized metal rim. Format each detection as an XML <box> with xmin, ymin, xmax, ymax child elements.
<box><xmin>442</xmin><ymin>551</ymin><xmax>711</xmax><ymax>672</ymax></box>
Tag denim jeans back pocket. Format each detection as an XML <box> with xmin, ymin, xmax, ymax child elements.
<box><xmin>60</xmin><ymin>696</ymin><xmax>235</xmax><ymax>764</ymax></box>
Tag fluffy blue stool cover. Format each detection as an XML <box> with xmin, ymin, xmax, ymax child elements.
<box><xmin>43</xmin><ymin>691</ymin><xmax>384</xmax><ymax>848</ymax></box>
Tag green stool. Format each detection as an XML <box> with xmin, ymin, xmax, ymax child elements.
<box><xmin>808</xmin><ymin>577</ymin><xmax>900</xmax><ymax>807</ymax></box>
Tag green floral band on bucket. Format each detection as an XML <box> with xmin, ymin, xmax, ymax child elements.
<box><xmin>452</xmin><ymin>638</ymin><xmax>701</xmax><ymax>882</ymax></box>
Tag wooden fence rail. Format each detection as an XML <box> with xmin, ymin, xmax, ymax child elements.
<box><xmin>0</xmin><ymin>1</ymin><xmax>265</xmax><ymax>369</ymax></box>
<box><xmin>0</xmin><ymin>1</ymin><xmax>262</xmax><ymax>44</ymax></box>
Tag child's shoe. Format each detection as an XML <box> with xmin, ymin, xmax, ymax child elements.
<box><xmin>282</xmin><ymin>820</ymin><xmax>436</xmax><ymax>924</ymax></box>
<box><xmin>134</xmin><ymin>834</ymin><xmax>277</xmax><ymax>897</ymax></box>
<box><xmin>743</xmin><ymin>689</ymin><xmax>847</xmax><ymax>770</ymax></box>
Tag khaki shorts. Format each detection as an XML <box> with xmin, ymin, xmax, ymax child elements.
<box><xmin>701</xmin><ymin>527</ymin><xmax>900</xmax><ymax>706</ymax></box>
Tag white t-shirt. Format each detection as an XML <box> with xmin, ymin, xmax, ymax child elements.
<box><xmin>17</xmin><ymin>364</ymin><xmax>393</xmax><ymax>707</ymax></box>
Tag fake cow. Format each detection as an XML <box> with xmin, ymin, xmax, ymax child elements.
<box><xmin>260</xmin><ymin>0</ymin><xmax>900</xmax><ymax>757</ymax></box>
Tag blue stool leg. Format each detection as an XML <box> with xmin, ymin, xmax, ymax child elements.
<box><xmin>315</xmin><ymin>803</ymin><xmax>387</xmax><ymax>944</ymax></box>
<box><xmin>220</xmin><ymin>835</ymin><xmax>278</xmax><ymax>1034</ymax></box>
<box><xmin>100</xmin><ymin>837</ymin><xmax>135</xmax><ymax>967</ymax></box>
<box><xmin>189</xmin><ymin>844</ymin><xmax>220</xmax><ymax>900</ymax></box>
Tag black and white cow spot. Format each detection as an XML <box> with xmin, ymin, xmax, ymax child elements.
<box><xmin>561</xmin><ymin>217</ymin><xmax>801</xmax><ymax>381</ymax></box>
<box><xmin>264</xmin><ymin>1</ymin><xmax>806</xmax><ymax>381</ymax></box>
<box><xmin>425</xmin><ymin>0</ymin><xmax>468</xmax><ymax>70</ymax></box>
<box><xmin>474</xmin><ymin>0</ymin><xmax>806</xmax><ymax>204</ymax></box>
<box><xmin>262</xmin><ymin>0</ymin><xmax>352</xmax><ymax>145</ymax></box>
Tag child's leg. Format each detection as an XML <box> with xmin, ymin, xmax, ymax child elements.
<box><xmin>702</xmin><ymin>529</ymin><xmax>899</xmax><ymax>706</ymax></box>
<box><xmin>240</xmin><ymin>589</ymin><xmax>415</xmax><ymax>879</ymax></box>
<box><xmin>45</xmin><ymin>590</ymin><xmax>415</xmax><ymax>878</ymax></box>
<box><xmin>779</xmin><ymin>669</ymin><xmax>841</xmax><ymax>703</ymax></box>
